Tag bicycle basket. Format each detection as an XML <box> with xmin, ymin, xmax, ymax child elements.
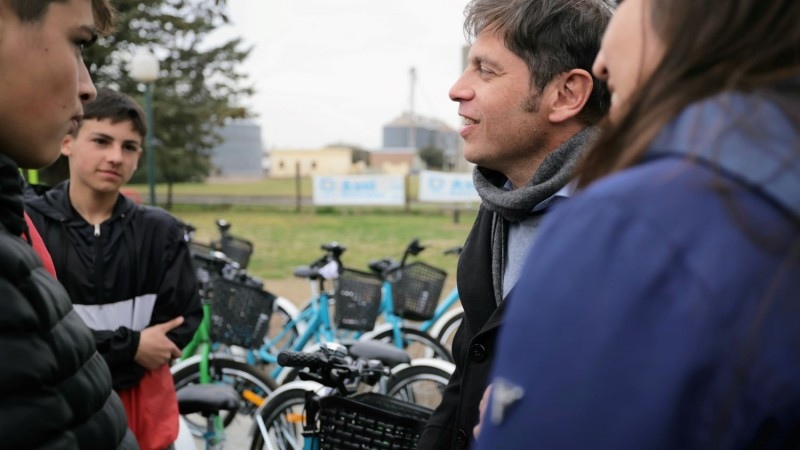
<box><xmin>207</xmin><ymin>277</ymin><xmax>275</xmax><ymax>348</ymax></box>
<box><xmin>217</xmin><ymin>235</ymin><xmax>254</xmax><ymax>270</ymax></box>
<box><xmin>318</xmin><ymin>393</ymin><xmax>432</xmax><ymax>450</ymax></box>
<box><xmin>388</xmin><ymin>262</ymin><xmax>447</xmax><ymax>321</ymax></box>
<box><xmin>190</xmin><ymin>254</ymin><xmax>226</xmax><ymax>293</ymax></box>
<box><xmin>188</xmin><ymin>240</ymin><xmax>214</xmax><ymax>257</ymax></box>
<box><xmin>334</xmin><ymin>268</ymin><xmax>383</xmax><ymax>331</ymax></box>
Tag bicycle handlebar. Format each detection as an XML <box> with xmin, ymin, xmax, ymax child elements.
<box><xmin>277</xmin><ymin>351</ymin><xmax>329</xmax><ymax>370</ymax></box>
<box><xmin>278</xmin><ymin>344</ymin><xmax>387</xmax><ymax>393</ymax></box>
<box><xmin>400</xmin><ymin>238</ymin><xmax>425</xmax><ymax>267</ymax></box>
<box><xmin>443</xmin><ymin>245</ymin><xmax>463</xmax><ymax>256</ymax></box>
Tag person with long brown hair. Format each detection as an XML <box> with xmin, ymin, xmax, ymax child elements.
<box><xmin>474</xmin><ymin>0</ymin><xmax>800</xmax><ymax>448</ymax></box>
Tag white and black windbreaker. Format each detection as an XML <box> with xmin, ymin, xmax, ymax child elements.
<box><xmin>26</xmin><ymin>180</ymin><xmax>202</xmax><ymax>390</ymax></box>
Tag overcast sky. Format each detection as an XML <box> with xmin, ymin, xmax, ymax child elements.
<box><xmin>213</xmin><ymin>0</ymin><xmax>471</xmax><ymax>150</ymax></box>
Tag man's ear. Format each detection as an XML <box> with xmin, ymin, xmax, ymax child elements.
<box><xmin>547</xmin><ymin>69</ymin><xmax>593</xmax><ymax>124</ymax></box>
<box><xmin>60</xmin><ymin>134</ymin><xmax>74</xmax><ymax>157</ymax></box>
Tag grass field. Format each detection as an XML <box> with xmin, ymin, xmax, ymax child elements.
<box><xmin>171</xmin><ymin>204</ymin><xmax>477</xmax><ymax>298</ymax></box>
<box><xmin>127</xmin><ymin>174</ymin><xmax>423</xmax><ymax>199</ymax></box>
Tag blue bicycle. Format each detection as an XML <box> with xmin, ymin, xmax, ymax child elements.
<box><xmin>360</xmin><ymin>239</ymin><xmax>462</xmax><ymax>361</ymax></box>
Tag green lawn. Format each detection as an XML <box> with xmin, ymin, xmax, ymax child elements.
<box><xmin>172</xmin><ymin>204</ymin><xmax>477</xmax><ymax>281</ymax></box>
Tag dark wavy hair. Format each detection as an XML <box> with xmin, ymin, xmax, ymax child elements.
<box><xmin>8</xmin><ymin>0</ymin><xmax>116</xmax><ymax>35</ymax></box>
<box><xmin>464</xmin><ymin>0</ymin><xmax>614</xmax><ymax>124</ymax></box>
<box><xmin>74</xmin><ymin>88</ymin><xmax>147</xmax><ymax>139</ymax></box>
<box><xmin>577</xmin><ymin>0</ymin><xmax>800</xmax><ymax>188</ymax></box>
<box><xmin>463</xmin><ymin>0</ymin><xmax>614</xmax><ymax>124</ymax></box>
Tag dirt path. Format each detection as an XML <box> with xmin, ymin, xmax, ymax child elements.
<box><xmin>262</xmin><ymin>278</ymin><xmax>311</xmax><ymax>306</ymax></box>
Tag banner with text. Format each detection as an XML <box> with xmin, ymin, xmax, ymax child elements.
<box><xmin>312</xmin><ymin>174</ymin><xmax>406</xmax><ymax>206</ymax></box>
<box><xmin>418</xmin><ymin>170</ymin><xmax>480</xmax><ymax>203</ymax></box>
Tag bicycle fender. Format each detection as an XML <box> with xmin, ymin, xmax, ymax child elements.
<box><xmin>169</xmin><ymin>353</ymin><xmax>245</xmax><ymax>375</ymax></box>
<box><xmin>428</xmin><ymin>306</ymin><xmax>464</xmax><ymax>338</ymax></box>
<box><xmin>252</xmin><ymin>380</ymin><xmax>327</xmax><ymax>417</ymax></box>
<box><xmin>391</xmin><ymin>357</ymin><xmax>455</xmax><ymax>376</ymax></box>
<box><xmin>357</xmin><ymin>322</ymin><xmax>394</xmax><ymax>341</ymax></box>
<box><xmin>169</xmin><ymin>354</ymin><xmax>203</xmax><ymax>375</ymax></box>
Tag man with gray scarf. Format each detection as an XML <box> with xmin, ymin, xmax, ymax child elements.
<box><xmin>416</xmin><ymin>0</ymin><xmax>613</xmax><ymax>448</ymax></box>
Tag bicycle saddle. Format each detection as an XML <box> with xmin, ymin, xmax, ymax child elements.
<box><xmin>349</xmin><ymin>340</ymin><xmax>410</xmax><ymax>367</ymax></box>
<box><xmin>177</xmin><ymin>384</ymin><xmax>241</xmax><ymax>417</ymax></box>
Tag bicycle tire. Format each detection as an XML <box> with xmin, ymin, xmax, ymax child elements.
<box><xmin>172</xmin><ymin>357</ymin><xmax>277</xmax><ymax>437</ymax></box>
<box><xmin>367</xmin><ymin>327</ymin><xmax>454</xmax><ymax>362</ymax></box>
<box><xmin>386</xmin><ymin>360</ymin><xmax>454</xmax><ymax>410</ymax></box>
<box><xmin>431</xmin><ymin>307</ymin><xmax>463</xmax><ymax>354</ymax></box>
<box><xmin>249</xmin><ymin>384</ymin><xmax>313</xmax><ymax>450</ymax></box>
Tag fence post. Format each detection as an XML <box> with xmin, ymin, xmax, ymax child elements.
<box><xmin>295</xmin><ymin>161</ymin><xmax>301</xmax><ymax>213</ymax></box>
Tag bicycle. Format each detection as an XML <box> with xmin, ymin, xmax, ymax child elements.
<box><xmin>180</xmin><ymin>218</ymin><xmax>307</xmax><ymax>372</ymax></box>
<box><xmin>360</xmin><ymin>239</ymin><xmax>462</xmax><ymax>361</ymax></box>
<box><xmin>171</xmin><ymin>249</ymin><xmax>278</xmax><ymax>437</ymax></box>
<box><xmin>250</xmin><ymin>341</ymin><xmax>451</xmax><ymax>450</ymax></box>
<box><xmin>254</xmin><ymin>242</ymin><xmax>385</xmax><ymax>382</ymax></box>
<box><xmin>174</xmin><ymin>241</ymin><xmax>377</xmax><ymax>392</ymax></box>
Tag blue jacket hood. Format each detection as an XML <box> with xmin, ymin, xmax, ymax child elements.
<box><xmin>649</xmin><ymin>83</ymin><xmax>800</xmax><ymax>220</ymax></box>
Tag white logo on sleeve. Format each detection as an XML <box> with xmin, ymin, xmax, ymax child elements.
<box><xmin>490</xmin><ymin>377</ymin><xmax>525</xmax><ymax>425</ymax></box>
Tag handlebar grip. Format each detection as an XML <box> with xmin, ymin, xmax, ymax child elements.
<box><xmin>277</xmin><ymin>351</ymin><xmax>327</xmax><ymax>369</ymax></box>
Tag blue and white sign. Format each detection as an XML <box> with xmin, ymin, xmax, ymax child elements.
<box><xmin>418</xmin><ymin>170</ymin><xmax>480</xmax><ymax>203</ymax></box>
<box><xmin>313</xmin><ymin>175</ymin><xmax>405</xmax><ymax>206</ymax></box>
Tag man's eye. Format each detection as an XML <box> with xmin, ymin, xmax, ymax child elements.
<box><xmin>76</xmin><ymin>34</ymin><xmax>98</xmax><ymax>50</ymax></box>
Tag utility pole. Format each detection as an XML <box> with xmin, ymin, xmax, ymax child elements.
<box><xmin>409</xmin><ymin>66</ymin><xmax>417</xmax><ymax>150</ymax></box>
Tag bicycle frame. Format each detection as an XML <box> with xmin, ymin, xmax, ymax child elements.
<box><xmin>177</xmin><ymin>303</ymin><xmax>230</xmax><ymax>446</ymax></box>
<box><xmin>180</xmin><ymin>303</ymin><xmax>214</xmax><ymax>384</ymax></box>
<box><xmin>252</xmin><ymin>287</ymin><xmax>338</xmax><ymax>380</ymax></box>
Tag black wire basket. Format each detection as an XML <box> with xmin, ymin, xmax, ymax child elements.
<box><xmin>318</xmin><ymin>393</ymin><xmax>432</xmax><ymax>450</ymax></box>
<box><xmin>387</xmin><ymin>262</ymin><xmax>447</xmax><ymax>321</ymax></box>
<box><xmin>215</xmin><ymin>235</ymin><xmax>254</xmax><ymax>270</ymax></box>
<box><xmin>188</xmin><ymin>240</ymin><xmax>214</xmax><ymax>257</ymax></box>
<box><xmin>207</xmin><ymin>277</ymin><xmax>275</xmax><ymax>348</ymax></box>
<box><xmin>334</xmin><ymin>268</ymin><xmax>384</xmax><ymax>331</ymax></box>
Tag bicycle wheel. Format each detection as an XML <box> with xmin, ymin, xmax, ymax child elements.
<box><xmin>172</xmin><ymin>357</ymin><xmax>277</xmax><ymax>437</ymax></box>
<box><xmin>250</xmin><ymin>384</ymin><xmax>315</xmax><ymax>450</ymax></box>
<box><xmin>431</xmin><ymin>307</ymin><xmax>463</xmax><ymax>354</ymax></box>
<box><xmin>367</xmin><ymin>326</ymin><xmax>454</xmax><ymax>362</ymax></box>
<box><xmin>386</xmin><ymin>359</ymin><xmax>454</xmax><ymax>410</ymax></box>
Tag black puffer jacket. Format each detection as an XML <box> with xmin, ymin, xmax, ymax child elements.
<box><xmin>0</xmin><ymin>155</ymin><xmax>138</xmax><ymax>449</ymax></box>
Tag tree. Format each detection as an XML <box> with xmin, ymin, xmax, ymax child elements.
<box><xmin>419</xmin><ymin>146</ymin><xmax>445</xmax><ymax>170</ymax></box>
<box><xmin>40</xmin><ymin>0</ymin><xmax>253</xmax><ymax>208</ymax></box>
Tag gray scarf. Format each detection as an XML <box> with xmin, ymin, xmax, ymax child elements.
<box><xmin>473</xmin><ymin>126</ymin><xmax>597</xmax><ymax>303</ymax></box>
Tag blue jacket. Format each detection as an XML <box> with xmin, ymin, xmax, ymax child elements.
<box><xmin>475</xmin><ymin>86</ymin><xmax>800</xmax><ymax>449</ymax></box>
